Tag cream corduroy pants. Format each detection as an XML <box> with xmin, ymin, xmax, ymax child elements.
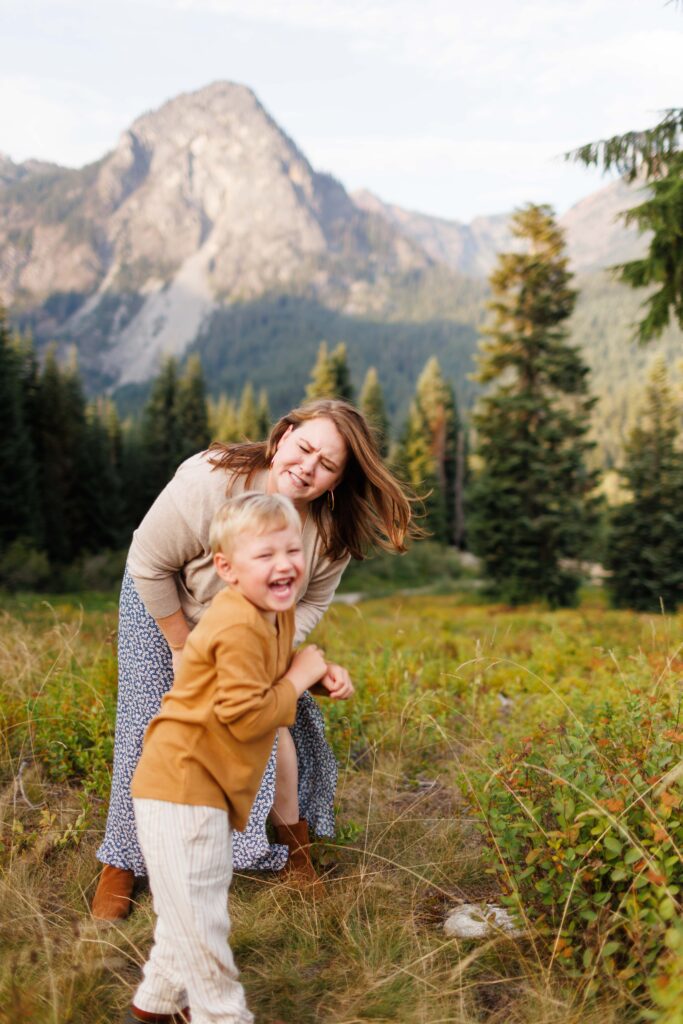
<box><xmin>133</xmin><ymin>799</ymin><xmax>254</xmax><ymax>1024</ymax></box>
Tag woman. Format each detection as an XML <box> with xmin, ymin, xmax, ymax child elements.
<box><xmin>92</xmin><ymin>398</ymin><xmax>413</xmax><ymax>920</ymax></box>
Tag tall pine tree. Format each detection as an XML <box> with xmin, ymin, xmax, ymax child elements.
<box><xmin>0</xmin><ymin>310</ymin><xmax>39</xmax><ymax>548</ymax></box>
<box><xmin>469</xmin><ymin>204</ymin><xmax>598</xmax><ymax>606</ymax></box>
<box><xmin>256</xmin><ymin>389</ymin><xmax>271</xmax><ymax>439</ymax></box>
<box><xmin>395</xmin><ymin>357</ymin><xmax>459</xmax><ymax>543</ymax></box>
<box><xmin>359</xmin><ymin>366</ymin><xmax>390</xmax><ymax>458</ymax></box>
<box><xmin>606</xmin><ymin>359</ymin><xmax>683</xmax><ymax>610</ymax></box>
<box><xmin>139</xmin><ymin>357</ymin><xmax>184</xmax><ymax>507</ymax></box>
<box><xmin>238</xmin><ymin>381</ymin><xmax>260</xmax><ymax>439</ymax></box>
<box><xmin>306</xmin><ymin>342</ymin><xmax>354</xmax><ymax>402</ymax></box>
<box><xmin>35</xmin><ymin>347</ymin><xmax>88</xmax><ymax>563</ymax></box>
<box><xmin>176</xmin><ymin>354</ymin><xmax>210</xmax><ymax>462</ymax></box>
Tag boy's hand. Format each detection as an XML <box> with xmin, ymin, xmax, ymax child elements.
<box><xmin>287</xmin><ymin>644</ymin><xmax>328</xmax><ymax>695</ymax></box>
<box><xmin>320</xmin><ymin>662</ymin><xmax>354</xmax><ymax>700</ymax></box>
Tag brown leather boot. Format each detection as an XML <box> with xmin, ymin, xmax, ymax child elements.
<box><xmin>91</xmin><ymin>864</ymin><xmax>135</xmax><ymax>921</ymax></box>
<box><xmin>274</xmin><ymin>819</ymin><xmax>321</xmax><ymax>888</ymax></box>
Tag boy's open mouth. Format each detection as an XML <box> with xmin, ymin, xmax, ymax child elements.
<box><xmin>269</xmin><ymin>577</ymin><xmax>295</xmax><ymax>594</ymax></box>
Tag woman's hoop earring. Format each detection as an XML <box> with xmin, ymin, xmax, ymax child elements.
<box><xmin>327</xmin><ymin>490</ymin><xmax>335</xmax><ymax>512</ymax></box>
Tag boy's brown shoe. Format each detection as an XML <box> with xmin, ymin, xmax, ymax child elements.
<box><xmin>274</xmin><ymin>819</ymin><xmax>322</xmax><ymax>890</ymax></box>
<box><xmin>91</xmin><ymin>864</ymin><xmax>135</xmax><ymax>921</ymax></box>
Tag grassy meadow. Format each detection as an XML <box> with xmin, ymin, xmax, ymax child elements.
<box><xmin>0</xmin><ymin>582</ymin><xmax>682</xmax><ymax>1024</ymax></box>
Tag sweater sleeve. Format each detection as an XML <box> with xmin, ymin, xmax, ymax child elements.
<box><xmin>212</xmin><ymin>625</ymin><xmax>298</xmax><ymax>740</ymax></box>
<box><xmin>294</xmin><ymin>551</ymin><xmax>351</xmax><ymax>645</ymax></box>
<box><xmin>127</xmin><ymin>455</ymin><xmax>225</xmax><ymax>619</ymax></box>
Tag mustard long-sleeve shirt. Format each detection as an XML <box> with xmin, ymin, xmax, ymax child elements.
<box><xmin>131</xmin><ymin>587</ymin><xmax>298</xmax><ymax>830</ymax></box>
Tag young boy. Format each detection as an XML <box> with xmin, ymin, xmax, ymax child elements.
<box><xmin>128</xmin><ymin>492</ymin><xmax>344</xmax><ymax>1024</ymax></box>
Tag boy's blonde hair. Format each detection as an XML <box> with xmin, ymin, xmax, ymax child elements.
<box><xmin>209</xmin><ymin>492</ymin><xmax>301</xmax><ymax>556</ymax></box>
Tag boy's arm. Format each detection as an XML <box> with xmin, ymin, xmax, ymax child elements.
<box><xmin>212</xmin><ymin>625</ymin><xmax>299</xmax><ymax>741</ymax></box>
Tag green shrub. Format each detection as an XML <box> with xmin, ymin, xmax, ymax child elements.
<box><xmin>470</xmin><ymin>690</ymin><xmax>683</xmax><ymax>1007</ymax></box>
<box><xmin>25</xmin><ymin>662</ymin><xmax>117</xmax><ymax>799</ymax></box>
<box><xmin>0</xmin><ymin>539</ymin><xmax>51</xmax><ymax>590</ymax></box>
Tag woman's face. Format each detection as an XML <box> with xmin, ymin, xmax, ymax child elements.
<box><xmin>268</xmin><ymin>416</ymin><xmax>348</xmax><ymax>509</ymax></box>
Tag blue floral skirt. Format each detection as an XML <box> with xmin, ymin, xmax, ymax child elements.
<box><xmin>96</xmin><ymin>569</ymin><xmax>338</xmax><ymax>876</ymax></box>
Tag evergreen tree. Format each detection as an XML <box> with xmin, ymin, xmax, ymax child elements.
<box><xmin>468</xmin><ymin>204</ymin><xmax>598</xmax><ymax>606</ymax></box>
<box><xmin>329</xmin><ymin>342</ymin><xmax>354</xmax><ymax>402</ymax></box>
<box><xmin>305</xmin><ymin>341</ymin><xmax>354</xmax><ymax>402</ymax></box>
<box><xmin>139</xmin><ymin>357</ymin><xmax>184</xmax><ymax>506</ymax></box>
<box><xmin>119</xmin><ymin>417</ymin><xmax>150</xmax><ymax>532</ymax></box>
<box><xmin>78</xmin><ymin>402</ymin><xmax>125</xmax><ymax>551</ymax></box>
<box><xmin>567</xmin><ymin>109</ymin><xmax>683</xmax><ymax>342</ymax></box>
<box><xmin>209</xmin><ymin>394</ymin><xmax>240</xmax><ymax>442</ymax></box>
<box><xmin>176</xmin><ymin>354</ymin><xmax>210</xmax><ymax>462</ymax></box>
<box><xmin>257</xmin><ymin>389</ymin><xmax>271</xmax><ymax>439</ymax></box>
<box><xmin>238</xmin><ymin>381</ymin><xmax>260</xmax><ymax>439</ymax></box>
<box><xmin>0</xmin><ymin>310</ymin><xmax>39</xmax><ymax>547</ymax></box>
<box><xmin>306</xmin><ymin>342</ymin><xmax>337</xmax><ymax>401</ymax></box>
<box><xmin>35</xmin><ymin>347</ymin><xmax>88</xmax><ymax>563</ymax></box>
<box><xmin>396</xmin><ymin>399</ymin><xmax>446</xmax><ymax>540</ymax></box>
<box><xmin>359</xmin><ymin>366</ymin><xmax>390</xmax><ymax>457</ymax></box>
<box><xmin>606</xmin><ymin>359</ymin><xmax>683</xmax><ymax>610</ymax></box>
<box><xmin>395</xmin><ymin>357</ymin><xmax>459</xmax><ymax>542</ymax></box>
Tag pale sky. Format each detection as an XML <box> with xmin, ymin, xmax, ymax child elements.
<box><xmin>1</xmin><ymin>0</ymin><xmax>681</xmax><ymax>221</ymax></box>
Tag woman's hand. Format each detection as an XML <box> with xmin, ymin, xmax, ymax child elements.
<box><xmin>320</xmin><ymin>662</ymin><xmax>354</xmax><ymax>700</ymax></box>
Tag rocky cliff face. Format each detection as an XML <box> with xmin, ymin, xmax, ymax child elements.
<box><xmin>0</xmin><ymin>81</ymin><xmax>653</xmax><ymax>394</ymax></box>
<box><xmin>354</xmin><ymin>177</ymin><xmax>647</xmax><ymax>278</ymax></box>
<box><xmin>0</xmin><ymin>82</ymin><xmax>428</xmax><ymax>387</ymax></box>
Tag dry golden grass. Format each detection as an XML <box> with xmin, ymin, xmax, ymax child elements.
<box><xmin>1</xmin><ymin>590</ymin><xmax>679</xmax><ymax>1023</ymax></box>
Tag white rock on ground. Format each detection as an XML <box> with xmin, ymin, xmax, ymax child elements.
<box><xmin>444</xmin><ymin>904</ymin><xmax>523</xmax><ymax>939</ymax></box>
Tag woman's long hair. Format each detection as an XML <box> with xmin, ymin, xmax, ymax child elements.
<box><xmin>207</xmin><ymin>399</ymin><xmax>418</xmax><ymax>561</ymax></box>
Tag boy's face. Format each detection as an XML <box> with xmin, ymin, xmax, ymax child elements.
<box><xmin>214</xmin><ymin>523</ymin><xmax>305</xmax><ymax>617</ymax></box>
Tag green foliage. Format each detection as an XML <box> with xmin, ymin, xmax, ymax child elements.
<box><xmin>209</xmin><ymin>383</ymin><xmax>271</xmax><ymax>443</ymax></box>
<box><xmin>135</xmin><ymin>354</ymin><xmax>212</xmax><ymax>514</ymax></box>
<box><xmin>176</xmin><ymin>353</ymin><xmax>211</xmax><ymax>460</ymax></box>
<box><xmin>607</xmin><ymin>360</ymin><xmax>683</xmax><ymax>610</ymax></box>
<box><xmin>618</xmin><ymin>154</ymin><xmax>683</xmax><ymax>343</ymax></box>
<box><xmin>0</xmin><ymin>539</ymin><xmax>51</xmax><ymax>590</ymax></box>
<box><xmin>472</xmin><ymin>690</ymin><xmax>683</xmax><ymax>1003</ymax></box>
<box><xmin>26</xmin><ymin>668</ymin><xmax>116</xmax><ymax>799</ymax></box>
<box><xmin>35</xmin><ymin>347</ymin><xmax>89</xmax><ymax>563</ymax></box>
<box><xmin>394</xmin><ymin>357</ymin><xmax>460</xmax><ymax>543</ymax></box>
<box><xmin>191</xmin><ymin>294</ymin><xmax>479</xmax><ymax>424</ymax></box>
<box><xmin>469</xmin><ymin>204</ymin><xmax>599</xmax><ymax>606</ymax></box>
<box><xmin>566</xmin><ymin>109</ymin><xmax>683</xmax><ymax>182</ymax></box>
<box><xmin>567</xmin><ymin>109</ymin><xmax>683</xmax><ymax>344</ymax></box>
<box><xmin>237</xmin><ymin>381</ymin><xmax>260</xmax><ymax>439</ymax></box>
<box><xmin>0</xmin><ymin>310</ymin><xmax>39</xmax><ymax>546</ymax></box>
<box><xmin>1</xmin><ymin>589</ymin><xmax>682</xmax><ymax>1021</ymax></box>
<box><xmin>337</xmin><ymin>541</ymin><xmax>465</xmax><ymax>597</ymax></box>
<box><xmin>305</xmin><ymin>340</ymin><xmax>354</xmax><ymax>402</ymax></box>
<box><xmin>359</xmin><ymin>366</ymin><xmax>390</xmax><ymax>457</ymax></box>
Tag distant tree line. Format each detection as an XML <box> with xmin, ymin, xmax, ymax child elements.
<box><xmin>2</xmin><ymin>202</ymin><xmax>682</xmax><ymax>610</ymax></box>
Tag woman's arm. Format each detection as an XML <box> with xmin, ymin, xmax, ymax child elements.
<box><xmin>127</xmin><ymin>453</ymin><xmax>227</xmax><ymax>621</ymax></box>
<box><xmin>294</xmin><ymin>551</ymin><xmax>351</xmax><ymax>645</ymax></box>
<box><xmin>156</xmin><ymin>608</ymin><xmax>192</xmax><ymax>672</ymax></box>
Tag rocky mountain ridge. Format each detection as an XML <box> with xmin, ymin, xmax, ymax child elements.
<box><xmin>0</xmin><ymin>82</ymin><xmax>429</xmax><ymax>388</ymax></box>
<box><xmin>0</xmin><ymin>80</ymin><xmax>663</xmax><ymax>412</ymax></box>
<box><xmin>353</xmin><ymin>175</ymin><xmax>648</xmax><ymax>278</ymax></box>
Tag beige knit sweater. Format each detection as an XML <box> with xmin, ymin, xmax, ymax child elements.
<box><xmin>127</xmin><ymin>451</ymin><xmax>350</xmax><ymax>644</ymax></box>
